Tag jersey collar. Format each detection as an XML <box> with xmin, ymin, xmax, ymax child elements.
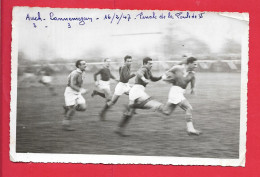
<box><xmin>76</xmin><ymin>68</ymin><xmax>83</xmax><ymax>73</ymax></box>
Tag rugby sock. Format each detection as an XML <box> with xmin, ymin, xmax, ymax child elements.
<box><xmin>66</xmin><ymin>108</ymin><xmax>75</xmax><ymax>120</ymax></box>
<box><xmin>100</xmin><ymin>103</ymin><xmax>109</xmax><ymax>120</ymax></box>
<box><xmin>187</xmin><ymin>122</ymin><xmax>196</xmax><ymax>132</ymax></box>
<box><xmin>119</xmin><ymin>115</ymin><xmax>131</xmax><ymax>128</ymax></box>
<box><xmin>95</xmin><ymin>91</ymin><xmax>106</xmax><ymax>98</ymax></box>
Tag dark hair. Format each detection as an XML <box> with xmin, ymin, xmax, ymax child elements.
<box><xmin>75</xmin><ymin>60</ymin><xmax>84</xmax><ymax>68</ymax></box>
<box><xmin>143</xmin><ymin>57</ymin><xmax>152</xmax><ymax>65</ymax></box>
<box><xmin>124</xmin><ymin>55</ymin><xmax>132</xmax><ymax>62</ymax></box>
<box><xmin>104</xmin><ymin>58</ymin><xmax>110</xmax><ymax>62</ymax></box>
<box><xmin>186</xmin><ymin>57</ymin><xmax>197</xmax><ymax>64</ymax></box>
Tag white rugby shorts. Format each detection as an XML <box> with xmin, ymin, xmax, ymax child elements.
<box><xmin>97</xmin><ymin>80</ymin><xmax>111</xmax><ymax>91</ymax></box>
<box><xmin>114</xmin><ymin>82</ymin><xmax>131</xmax><ymax>96</ymax></box>
<box><xmin>168</xmin><ymin>86</ymin><xmax>186</xmax><ymax>104</ymax></box>
<box><xmin>129</xmin><ymin>84</ymin><xmax>150</xmax><ymax>102</ymax></box>
<box><xmin>41</xmin><ymin>76</ymin><xmax>52</xmax><ymax>84</ymax></box>
<box><xmin>64</xmin><ymin>87</ymin><xmax>86</xmax><ymax>106</ymax></box>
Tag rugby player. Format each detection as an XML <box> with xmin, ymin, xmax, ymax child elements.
<box><xmin>116</xmin><ymin>57</ymin><xmax>201</xmax><ymax>136</ymax></box>
<box><xmin>91</xmin><ymin>58</ymin><xmax>117</xmax><ymax>102</ymax></box>
<box><xmin>19</xmin><ymin>65</ymin><xmax>37</xmax><ymax>87</ymax></box>
<box><xmin>99</xmin><ymin>55</ymin><xmax>136</xmax><ymax>120</ymax></box>
<box><xmin>38</xmin><ymin>64</ymin><xmax>57</xmax><ymax>96</ymax></box>
<box><xmin>115</xmin><ymin>57</ymin><xmax>163</xmax><ymax>136</ymax></box>
<box><xmin>62</xmin><ymin>60</ymin><xmax>88</xmax><ymax>131</ymax></box>
<box><xmin>161</xmin><ymin>57</ymin><xmax>201</xmax><ymax>135</ymax></box>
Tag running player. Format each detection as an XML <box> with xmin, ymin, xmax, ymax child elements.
<box><xmin>19</xmin><ymin>65</ymin><xmax>37</xmax><ymax>87</ymax></box>
<box><xmin>37</xmin><ymin>64</ymin><xmax>57</xmax><ymax>96</ymax></box>
<box><xmin>116</xmin><ymin>57</ymin><xmax>201</xmax><ymax>136</ymax></box>
<box><xmin>99</xmin><ymin>55</ymin><xmax>136</xmax><ymax>120</ymax></box>
<box><xmin>91</xmin><ymin>58</ymin><xmax>117</xmax><ymax>102</ymax></box>
<box><xmin>115</xmin><ymin>57</ymin><xmax>163</xmax><ymax>136</ymax></box>
<box><xmin>161</xmin><ymin>57</ymin><xmax>201</xmax><ymax>135</ymax></box>
<box><xmin>63</xmin><ymin>60</ymin><xmax>88</xmax><ymax>131</ymax></box>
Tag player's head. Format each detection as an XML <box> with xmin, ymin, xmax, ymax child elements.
<box><xmin>143</xmin><ymin>57</ymin><xmax>153</xmax><ymax>70</ymax></box>
<box><xmin>124</xmin><ymin>55</ymin><xmax>132</xmax><ymax>67</ymax></box>
<box><xmin>76</xmin><ymin>60</ymin><xmax>87</xmax><ymax>71</ymax></box>
<box><xmin>103</xmin><ymin>58</ymin><xmax>111</xmax><ymax>68</ymax></box>
<box><xmin>186</xmin><ymin>57</ymin><xmax>198</xmax><ymax>71</ymax></box>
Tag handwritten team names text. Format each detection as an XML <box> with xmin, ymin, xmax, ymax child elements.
<box><xmin>25</xmin><ymin>11</ymin><xmax>205</xmax><ymax>28</ymax></box>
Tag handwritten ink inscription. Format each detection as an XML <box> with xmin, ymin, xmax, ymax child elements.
<box><xmin>25</xmin><ymin>11</ymin><xmax>206</xmax><ymax>28</ymax></box>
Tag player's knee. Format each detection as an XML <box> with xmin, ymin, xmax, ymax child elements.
<box><xmin>186</xmin><ymin>106</ymin><xmax>193</xmax><ymax>113</ymax></box>
<box><xmin>186</xmin><ymin>110</ymin><xmax>192</xmax><ymax>116</ymax></box>
<box><xmin>77</xmin><ymin>104</ymin><xmax>87</xmax><ymax>111</ymax></box>
<box><xmin>185</xmin><ymin>108</ymin><xmax>193</xmax><ymax>122</ymax></box>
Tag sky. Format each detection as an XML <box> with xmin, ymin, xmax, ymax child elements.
<box><xmin>13</xmin><ymin>7</ymin><xmax>249</xmax><ymax>61</ymax></box>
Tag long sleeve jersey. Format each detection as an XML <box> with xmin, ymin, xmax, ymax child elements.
<box><xmin>93</xmin><ymin>67</ymin><xmax>115</xmax><ymax>81</ymax></box>
<box><xmin>119</xmin><ymin>65</ymin><xmax>135</xmax><ymax>83</ymax></box>
<box><xmin>135</xmin><ymin>66</ymin><xmax>161</xmax><ymax>87</ymax></box>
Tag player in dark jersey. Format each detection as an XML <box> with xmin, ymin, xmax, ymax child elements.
<box><xmin>63</xmin><ymin>60</ymin><xmax>88</xmax><ymax>131</ymax></box>
<box><xmin>37</xmin><ymin>64</ymin><xmax>57</xmax><ymax>95</ymax></box>
<box><xmin>161</xmin><ymin>57</ymin><xmax>201</xmax><ymax>135</ymax></box>
<box><xmin>91</xmin><ymin>58</ymin><xmax>117</xmax><ymax>102</ymax></box>
<box><xmin>99</xmin><ymin>55</ymin><xmax>136</xmax><ymax>121</ymax></box>
<box><xmin>115</xmin><ymin>57</ymin><xmax>163</xmax><ymax>136</ymax></box>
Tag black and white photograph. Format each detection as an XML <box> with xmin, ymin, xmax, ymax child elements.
<box><xmin>10</xmin><ymin>7</ymin><xmax>248</xmax><ymax>166</ymax></box>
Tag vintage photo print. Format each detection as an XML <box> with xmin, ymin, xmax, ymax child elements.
<box><xmin>10</xmin><ymin>7</ymin><xmax>249</xmax><ymax>166</ymax></box>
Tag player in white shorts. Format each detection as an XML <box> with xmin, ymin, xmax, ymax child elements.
<box><xmin>161</xmin><ymin>57</ymin><xmax>201</xmax><ymax>135</ymax></box>
<box><xmin>99</xmin><ymin>55</ymin><xmax>136</xmax><ymax>120</ymax></box>
<box><xmin>115</xmin><ymin>57</ymin><xmax>163</xmax><ymax>136</ymax></box>
<box><xmin>91</xmin><ymin>58</ymin><xmax>117</xmax><ymax>101</ymax></box>
<box><xmin>37</xmin><ymin>64</ymin><xmax>57</xmax><ymax>95</ymax></box>
<box><xmin>63</xmin><ymin>60</ymin><xmax>88</xmax><ymax>131</ymax></box>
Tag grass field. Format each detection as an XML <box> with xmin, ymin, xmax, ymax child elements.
<box><xmin>16</xmin><ymin>72</ymin><xmax>241</xmax><ymax>159</ymax></box>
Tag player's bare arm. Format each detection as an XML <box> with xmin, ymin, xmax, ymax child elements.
<box><xmin>190</xmin><ymin>74</ymin><xmax>196</xmax><ymax>95</ymax></box>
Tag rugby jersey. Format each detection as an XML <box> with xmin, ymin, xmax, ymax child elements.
<box><xmin>135</xmin><ymin>66</ymin><xmax>161</xmax><ymax>87</ymax></box>
<box><xmin>119</xmin><ymin>65</ymin><xmax>135</xmax><ymax>83</ymax></box>
<box><xmin>67</xmin><ymin>68</ymin><xmax>83</xmax><ymax>91</ymax></box>
<box><xmin>94</xmin><ymin>67</ymin><xmax>115</xmax><ymax>81</ymax></box>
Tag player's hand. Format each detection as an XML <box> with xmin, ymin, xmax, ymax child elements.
<box><xmin>190</xmin><ymin>89</ymin><xmax>195</xmax><ymax>95</ymax></box>
<box><xmin>95</xmin><ymin>81</ymin><xmax>99</xmax><ymax>86</ymax></box>
<box><xmin>80</xmin><ymin>88</ymin><xmax>88</xmax><ymax>95</ymax></box>
<box><xmin>161</xmin><ymin>74</ymin><xmax>167</xmax><ymax>81</ymax></box>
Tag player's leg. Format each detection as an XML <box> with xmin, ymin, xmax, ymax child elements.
<box><xmin>108</xmin><ymin>94</ymin><xmax>120</xmax><ymax>106</ymax></box>
<box><xmin>75</xmin><ymin>95</ymin><xmax>87</xmax><ymax>111</ymax></box>
<box><xmin>99</xmin><ymin>94</ymin><xmax>120</xmax><ymax>121</ymax></box>
<box><xmin>62</xmin><ymin>88</ymin><xmax>80</xmax><ymax>131</ymax></box>
<box><xmin>41</xmin><ymin>76</ymin><xmax>57</xmax><ymax>95</ymax></box>
<box><xmin>99</xmin><ymin>88</ymin><xmax>113</xmax><ymax>120</ymax></box>
<box><xmin>115</xmin><ymin>100</ymin><xmax>136</xmax><ymax>136</ymax></box>
<box><xmin>108</xmin><ymin>82</ymin><xmax>124</xmax><ymax>107</ymax></box>
<box><xmin>131</xmin><ymin>95</ymin><xmax>164</xmax><ymax>113</ymax></box>
<box><xmin>62</xmin><ymin>105</ymin><xmax>76</xmax><ymax>131</ymax></box>
<box><xmin>161</xmin><ymin>102</ymin><xmax>177</xmax><ymax>116</ymax></box>
<box><xmin>178</xmin><ymin>99</ymin><xmax>201</xmax><ymax>135</ymax></box>
<box><xmin>91</xmin><ymin>89</ymin><xmax>105</xmax><ymax>98</ymax></box>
